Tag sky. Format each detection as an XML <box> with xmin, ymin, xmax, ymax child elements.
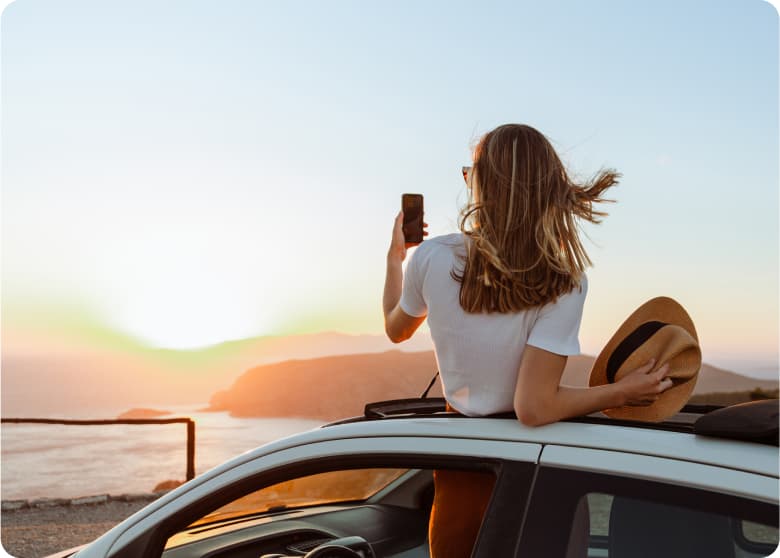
<box><xmin>1</xmin><ymin>0</ymin><xmax>778</xmax><ymax>375</ymax></box>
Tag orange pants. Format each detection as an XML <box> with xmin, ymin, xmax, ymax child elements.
<box><xmin>428</xmin><ymin>469</ymin><xmax>496</xmax><ymax>558</ymax></box>
<box><xmin>429</xmin><ymin>403</ymin><xmax>496</xmax><ymax>558</ymax></box>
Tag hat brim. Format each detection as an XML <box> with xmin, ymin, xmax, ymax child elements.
<box><xmin>589</xmin><ymin>297</ymin><xmax>700</xmax><ymax>422</ymax></box>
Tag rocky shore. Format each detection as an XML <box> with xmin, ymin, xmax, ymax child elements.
<box><xmin>1</xmin><ymin>493</ymin><xmax>162</xmax><ymax>558</ymax></box>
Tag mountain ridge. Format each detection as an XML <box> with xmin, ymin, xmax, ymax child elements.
<box><xmin>206</xmin><ymin>350</ymin><xmax>779</xmax><ymax>421</ymax></box>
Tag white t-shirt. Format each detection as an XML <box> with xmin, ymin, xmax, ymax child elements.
<box><xmin>399</xmin><ymin>233</ymin><xmax>587</xmax><ymax>417</ymax></box>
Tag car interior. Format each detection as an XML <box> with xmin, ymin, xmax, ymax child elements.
<box><xmin>161</xmin><ymin>468</ymin><xmax>438</xmax><ymax>558</ymax></box>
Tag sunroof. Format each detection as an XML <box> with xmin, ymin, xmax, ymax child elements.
<box><xmin>326</xmin><ymin>397</ymin><xmax>779</xmax><ymax>447</ymax></box>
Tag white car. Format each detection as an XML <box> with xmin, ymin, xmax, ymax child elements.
<box><xmin>49</xmin><ymin>398</ymin><xmax>779</xmax><ymax>558</ymax></box>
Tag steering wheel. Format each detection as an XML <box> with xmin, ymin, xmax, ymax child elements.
<box><xmin>260</xmin><ymin>535</ymin><xmax>375</xmax><ymax>558</ymax></box>
<box><xmin>303</xmin><ymin>544</ymin><xmax>361</xmax><ymax>558</ymax></box>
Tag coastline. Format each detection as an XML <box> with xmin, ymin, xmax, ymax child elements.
<box><xmin>2</xmin><ymin>491</ymin><xmax>161</xmax><ymax>512</ymax></box>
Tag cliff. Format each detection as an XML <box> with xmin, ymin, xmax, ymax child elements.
<box><xmin>206</xmin><ymin>351</ymin><xmax>778</xmax><ymax>421</ymax></box>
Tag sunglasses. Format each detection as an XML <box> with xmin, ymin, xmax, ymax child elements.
<box><xmin>462</xmin><ymin>166</ymin><xmax>472</xmax><ymax>184</ymax></box>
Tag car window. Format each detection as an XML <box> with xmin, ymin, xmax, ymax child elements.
<box><xmin>149</xmin><ymin>433</ymin><xmax>542</xmax><ymax>558</ymax></box>
<box><xmin>518</xmin><ymin>466</ymin><xmax>779</xmax><ymax>558</ymax></box>
<box><xmin>572</xmin><ymin>492</ymin><xmax>779</xmax><ymax>558</ymax></box>
<box><xmin>195</xmin><ymin>467</ymin><xmax>405</xmax><ymax>525</ymax></box>
<box><xmin>161</xmin><ymin>461</ymin><xmax>511</xmax><ymax>556</ymax></box>
<box><xmin>164</xmin><ymin>468</ymin><xmax>407</xmax><ymax>549</ymax></box>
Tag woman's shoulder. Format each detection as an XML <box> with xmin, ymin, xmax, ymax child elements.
<box><xmin>548</xmin><ymin>273</ymin><xmax>588</xmax><ymax>307</ymax></box>
<box><xmin>411</xmin><ymin>232</ymin><xmax>465</xmax><ymax>261</ymax></box>
<box><xmin>425</xmin><ymin>233</ymin><xmax>464</xmax><ymax>246</ymax></box>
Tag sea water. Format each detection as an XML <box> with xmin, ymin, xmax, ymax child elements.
<box><xmin>0</xmin><ymin>405</ymin><xmax>323</xmax><ymax>500</ymax></box>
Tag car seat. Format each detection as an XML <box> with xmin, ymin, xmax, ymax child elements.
<box><xmin>564</xmin><ymin>496</ymin><xmax>590</xmax><ymax>558</ymax></box>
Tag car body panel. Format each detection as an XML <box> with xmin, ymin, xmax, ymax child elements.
<box><xmin>540</xmin><ymin>445</ymin><xmax>778</xmax><ymax>503</ymax></box>
<box><xmin>41</xmin><ymin>546</ymin><xmax>87</xmax><ymax>558</ymax></box>
<box><xmin>316</xmin><ymin>418</ymin><xmax>779</xmax><ymax>477</ymax></box>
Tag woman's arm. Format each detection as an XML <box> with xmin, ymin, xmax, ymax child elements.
<box><xmin>513</xmin><ymin>345</ymin><xmax>672</xmax><ymax>426</ymax></box>
<box><xmin>384</xmin><ymin>255</ymin><xmax>426</xmax><ymax>342</ymax></box>
<box><xmin>383</xmin><ymin>212</ymin><xmax>427</xmax><ymax>343</ymax></box>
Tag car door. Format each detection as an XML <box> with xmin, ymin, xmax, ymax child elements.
<box><xmin>516</xmin><ymin>445</ymin><xmax>779</xmax><ymax>558</ymax></box>
<box><xmin>76</xmin><ymin>434</ymin><xmax>542</xmax><ymax>558</ymax></box>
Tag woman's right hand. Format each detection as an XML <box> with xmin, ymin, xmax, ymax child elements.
<box><xmin>388</xmin><ymin>212</ymin><xmax>409</xmax><ymax>263</ymax></box>
<box><xmin>614</xmin><ymin>359</ymin><xmax>674</xmax><ymax>406</ymax></box>
<box><xmin>388</xmin><ymin>211</ymin><xmax>428</xmax><ymax>263</ymax></box>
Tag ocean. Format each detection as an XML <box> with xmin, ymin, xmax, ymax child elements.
<box><xmin>0</xmin><ymin>405</ymin><xmax>323</xmax><ymax>500</ymax></box>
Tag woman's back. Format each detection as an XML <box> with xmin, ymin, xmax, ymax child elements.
<box><xmin>400</xmin><ymin>232</ymin><xmax>586</xmax><ymax>416</ymax></box>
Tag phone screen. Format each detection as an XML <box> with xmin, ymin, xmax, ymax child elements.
<box><xmin>402</xmin><ymin>193</ymin><xmax>424</xmax><ymax>243</ymax></box>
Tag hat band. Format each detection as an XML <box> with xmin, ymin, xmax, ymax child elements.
<box><xmin>606</xmin><ymin>320</ymin><xmax>668</xmax><ymax>383</ymax></box>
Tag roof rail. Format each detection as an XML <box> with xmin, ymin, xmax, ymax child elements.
<box><xmin>339</xmin><ymin>398</ymin><xmax>727</xmax><ymax>425</ymax></box>
<box><xmin>361</xmin><ymin>398</ymin><xmax>724</xmax><ymax>421</ymax></box>
<box><xmin>328</xmin><ymin>398</ymin><xmax>778</xmax><ymax>446</ymax></box>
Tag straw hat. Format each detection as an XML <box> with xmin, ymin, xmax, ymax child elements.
<box><xmin>589</xmin><ymin>297</ymin><xmax>701</xmax><ymax>422</ymax></box>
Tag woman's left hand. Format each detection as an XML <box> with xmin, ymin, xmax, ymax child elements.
<box><xmin>615</xmin><ymin>360</ymin><xmax>673</xmax><ymax>406</ymax></box>
<box><xmin>388</xmin><ymin>211</ymin><xmax>428</xmax><ymax>262</ymax></box>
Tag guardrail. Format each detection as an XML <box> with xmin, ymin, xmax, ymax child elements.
<box><xmin>1</xmin><ymin>417</ymin><xmax>196</xmax><ymax>481</ymax></box>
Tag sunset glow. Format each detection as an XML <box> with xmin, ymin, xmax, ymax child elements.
<box><xmin>2</xmin><ymin>0</ymin><xmax>777</xmax><ymax>367</ymax></box>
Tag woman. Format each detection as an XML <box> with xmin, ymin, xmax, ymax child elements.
<box><xmin>382</xmin><ymin>124</ymin><xmax>672</xmax><ymax>558</ymax></box>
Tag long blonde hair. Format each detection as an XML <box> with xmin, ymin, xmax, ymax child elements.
<box><xmin>453</xmin><ymin>124</ymin><xmax>619</xmax><ymax>313</ymax></box>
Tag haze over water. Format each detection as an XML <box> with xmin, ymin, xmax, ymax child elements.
<box><xmin>1</xmin><ymin>405</ymin><xmax>322</xmax><ymax>500</ymax></box>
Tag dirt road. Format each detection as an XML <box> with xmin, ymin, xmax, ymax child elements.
<box><xmin>2</xmin><ymin>499</ymin><xmax>150</xmax><ymax>558</ymax></box>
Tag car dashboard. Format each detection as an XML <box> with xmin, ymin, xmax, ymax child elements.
<box><xmin>162</xmin><ymin>503</ymin><xmax>430</xmax><ymax>558</ymax></box>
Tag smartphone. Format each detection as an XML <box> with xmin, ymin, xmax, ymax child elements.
<box><xmin>402</xmin><ymin>193</ymin><xmax>424</xmax><ymax>244</ymax></box>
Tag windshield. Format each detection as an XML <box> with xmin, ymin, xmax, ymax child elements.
<box><xmin>188</xmin><ymin>468</ymin><xmax>407</xmax><ymax>528</ymax></box>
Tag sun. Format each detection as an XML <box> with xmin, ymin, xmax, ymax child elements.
<box><xmin>107</xmin><ymin>276</ymin><xmax>271</xmax><ymax>350</ymax></box>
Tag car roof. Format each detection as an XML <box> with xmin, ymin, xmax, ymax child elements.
<box><xmin>313</xmin><ymin>414</ymin><xmax>778</xmax><ymax>478</ymax></box>
<box><xmin>320</xmin><ymin>398</ymin><xmax>778</xmax><ymax>476</ymax></box>
<box><xmin>178</xmin><ymin>399</ymin><xmax>776</xmax><ymax>503</ymax></box>
<box><xmin>198</xmin><ymin>398</ymin><xmax>776</xmax><ymax>481</ymax></box>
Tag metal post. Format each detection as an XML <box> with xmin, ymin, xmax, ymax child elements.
<box><xmin>186</xmin><ymin>419</ymin><xmax>195</xmax><ymax>481</ymax></box>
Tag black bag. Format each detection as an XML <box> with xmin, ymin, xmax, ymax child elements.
<box><xmin>694</xmin><ymin>399</ymin><xmax>779</xmax><ymax>446</ymax></box>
